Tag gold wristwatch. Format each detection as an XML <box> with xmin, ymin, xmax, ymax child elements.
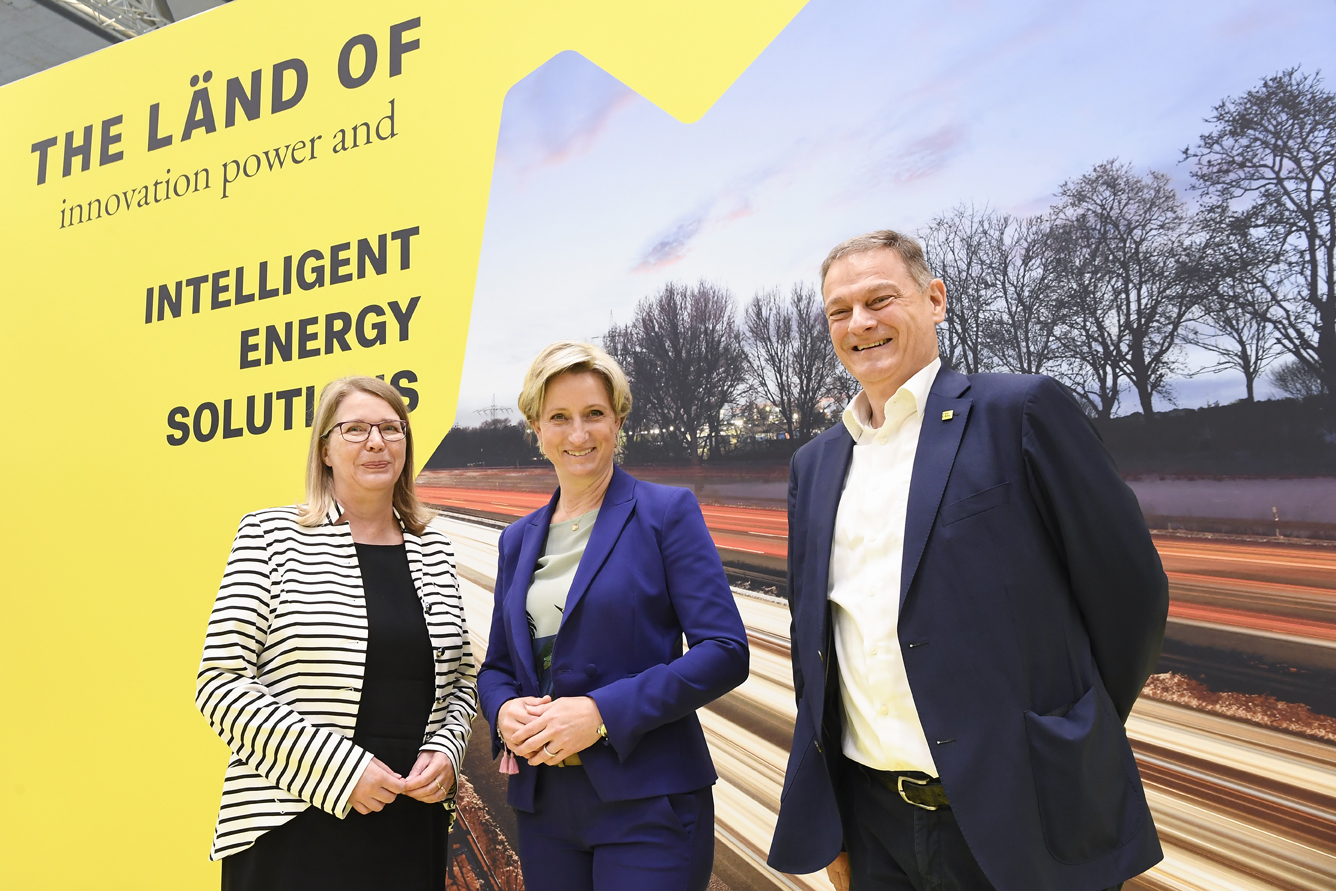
<box><xmin>597</xmin><ymin>722</ymin><xmax>608</xmax><ymax>740</ymax></box>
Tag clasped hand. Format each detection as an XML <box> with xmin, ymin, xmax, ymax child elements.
<box><xmin>498</xmin><ymin>695</ymin><xmax>604</xmax><ymax>766</ymax></box>
<box><xmin>348</xmin><ymin>751</ymin><xmax>456</xmax><ymax>815</ymax></box>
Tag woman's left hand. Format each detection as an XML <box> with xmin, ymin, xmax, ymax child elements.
<box><xmin>403</xmin><ymin>751</ymin><xmax>456</xmax><ymax>803</ymax></box>
<box><xmin>511</xmin><ymin>695</ymin><xmax>604</xmax><ymax>766</ymax></box>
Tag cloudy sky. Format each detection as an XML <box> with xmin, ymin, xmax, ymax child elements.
<box><xmin>455</xmin><ymin>0</ymin><xmax>1336</xmax><ymax>423</ymax></box>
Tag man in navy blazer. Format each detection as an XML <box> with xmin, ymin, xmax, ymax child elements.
<box><xmin>767</xmin><ymin>230</ymin><xmax>1168</xmax><ymax>891</ymax></box>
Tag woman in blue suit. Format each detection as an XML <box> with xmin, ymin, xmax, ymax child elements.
<box><xmin>477</xmin><ymin>340</ymin><xmax>749</xmax><ymax>891</ymax></box>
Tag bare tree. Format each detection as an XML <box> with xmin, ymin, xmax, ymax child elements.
<box><xmin>983</xmin><ymin>213</ymin><xmax>1064</xmax><ymax>375</ymax></box>
<box><xmin>742</xmin><ymin>283</ymin><xmax>840</xmax><ymax>444</ymax></box>
<box><xmin>601</xmin><ymin>319</ymin><xmax>643</xmax><ymax>437</ymax></box>
<box><xmin>922</xmin><ymin>205</ymin><xmax>996</xmax><ymax>373</ymax></box>
<box><xmin>1270</xmin><ymin>359</ymin><xmax>1328</xmax><ymax>398</ymax></box>
<box><xmin>825</xmin><ymin>362</ymin><xmax>863</xmax><ymax>414</ymax></box>
<box><xmin>1047</xmin><ymin>215</ymin><xmax>1127</xmax><ymax>418</ymax></box>
<box><xmin>1186</xmin><ymin>208</ymin><xmax>1284</xmax><ymax>402</ymax></box>
<box><xmin>606</xmin><ymin>281</ymin><xmax>745</xmax><ymax>459</ymax></box>
<box><xmin>1187</xmin><ymin>67</ymin><xmax>1336</xmax><ymax>397</ymax></box>
<box><xmin>1053</xmin><ymin>161</ymin><xmax>1202</xmax><ymax>416</ymax></box>
<box><xmin>696</xmin><ymin>282</ymin><xmax>749</xmax><ymax>457</ymax></box>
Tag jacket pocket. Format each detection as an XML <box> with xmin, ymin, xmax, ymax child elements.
<box><xmin>939</xmin><ymin>482</ymin><xmax>1010</xmax><ymax>526</ymax></box>
<box><xmin>1023</xmin><ymin>684</ymin><xmax>1136</xmax><ymax>864</ymax></box>
<box><xmin>666</xmin><ymin>791</ymin><xmax>701</xmax><ymax>840</ymax></box>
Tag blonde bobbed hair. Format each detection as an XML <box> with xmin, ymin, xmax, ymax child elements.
<box><xmin>518</xmin><ymin>340</ymin><xmax>633</xmax><ymax>433</ymax></box>
<box><xmin>297</xmin><ymin>376</ymin><xmax>434</xmax><ymax>535</ymax></box>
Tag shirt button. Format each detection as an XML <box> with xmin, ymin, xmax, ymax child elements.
<box><xmin>869</xmin><ymin>645</ymin><xmax>878</xmax><ymax>655</ymax></box>
<box><xmin>880</xmin><ymin>705</ymin><xmax>889</xmax><ymax>715</ymax></box>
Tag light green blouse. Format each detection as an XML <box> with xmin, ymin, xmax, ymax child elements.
<box><xmin>527</xmin><ymin>508</ymin><xmax>599</xmax><ymax>667</ymax></box>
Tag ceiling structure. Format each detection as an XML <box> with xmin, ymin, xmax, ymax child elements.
<box><xmin>39</xmin><ymin>1</ymin><xmax>172</xmax><ymax>40</ymax></box>
<box><xmin>0</xmin><ymin>0</ymin><xmax>227</xmax><ymax>87</ymax></box>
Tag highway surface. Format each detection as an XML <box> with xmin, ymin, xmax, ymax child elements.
<box><xmin>429</xmin><ymin>503</ymin><xmax>1336</xmax><ymax>891</ymax></box>
<box><xmin>421</xmin><ymin>486</ymin><xmax>1336</xmax><ymax>707</ymax></box>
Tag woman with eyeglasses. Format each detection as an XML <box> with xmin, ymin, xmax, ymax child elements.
<box><xmin>195</xmin><ymin>375</ymin><xmax>476</xmax><ymax>891</ymax></box>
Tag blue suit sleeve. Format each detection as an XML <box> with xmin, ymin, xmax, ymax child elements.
<box><xmin>1021</xmin><ymin>376</ymin><xmax>1169</xmax><ymax>721</ymax></box>
<box><xmin>589</xmin><ymin>489</ymin><xmax>750</xmax><ymax>760</ymax></box>
<box><xmin>476</xmin><ymin>526</ymin><xmax>524</xmax><ymax>758</ymax></box>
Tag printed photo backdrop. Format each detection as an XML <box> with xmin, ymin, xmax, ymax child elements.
<box><xmin>425</xmin><ymin>2</ymin><xmax>1336</xmax><ymax>890</ymax></box>
<box><xmin>5</xmin><ymin>1</ymin><xmax>1335</xmax><ymax>890</ymax></box>
<box><xmin>0</xmin><ymin>2</ymin><xmax>805</xmax><ymax>888</ymax></box>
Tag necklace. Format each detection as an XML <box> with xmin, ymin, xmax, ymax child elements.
<box><xmin>566</xmin><ymin>507</ymin><xmax>594</xmax><ymax>532</ymax></box>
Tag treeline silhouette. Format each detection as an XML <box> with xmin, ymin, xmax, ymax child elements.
<box><xmin>429</xmin><ymin>68</ymin><xmax>1334</xmax><ymax>468</ymax></box>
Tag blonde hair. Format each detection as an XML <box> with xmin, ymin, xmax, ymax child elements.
<box><xmin>518</xmin><ymin>340</ymin><xmax>633</xmax><ymax>432</ymax></box>
<box><xmin>296</xmin><ymin>376</ymin><xmax>434</xmax><ymax>535</ymax></box>
<box><xmin>820</xmin><ymin>229</ymin><xmax>934</xmax><ymax>294</ymax></box>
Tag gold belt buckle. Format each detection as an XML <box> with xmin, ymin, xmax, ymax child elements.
<box><xmin>554</xmin><ymin>753</ymin><xmax>582</xmax><ymax>767</ymax></box>
<box><xmin>897</xmin><ymin>774</ymin><xmax>942</xmax><ymax>810</ymax></box>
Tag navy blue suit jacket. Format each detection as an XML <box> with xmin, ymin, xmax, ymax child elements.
<box><xmin>767</xmin><ymin>370</ymin><xmax>1167</xmax><ymax>891</ymax></box>
<box><xmin>477</xmin><ymin>465</ymin><xmax>749</xmax><ymax>811</ymax></box>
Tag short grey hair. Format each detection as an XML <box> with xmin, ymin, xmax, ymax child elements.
<box><xmin>820</xmin><ymin>229</ymin><xmax>934</xmax><ymax>293</ymax></box>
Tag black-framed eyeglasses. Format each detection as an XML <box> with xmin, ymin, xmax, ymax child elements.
<box><xmin>326</xmin><ymin>420</ymin><xmax>409</xmax><ymax>442</ymax></box>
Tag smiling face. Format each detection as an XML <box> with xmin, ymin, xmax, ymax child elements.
<box><xmin>321</xmin><ymin>390</ymin><xmax>407</xmax><ymax>501</ymax></box>
<box><xmin>534</xmin><ymin>370</ymin><xmax>621</xmax><ymax>487</ymax></box>
<box><xmin>823</xmin><ymin>248</ymin><xmax>947</xmax><ymax>405</ymax></box>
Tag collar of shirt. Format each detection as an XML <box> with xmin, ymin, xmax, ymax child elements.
<box><xmin>841</xmin><ymin>357</ymin><xmax>942</xmax><ymax>445</ymax></box>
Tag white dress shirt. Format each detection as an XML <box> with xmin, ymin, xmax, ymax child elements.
<box><xmin>828</xmin><ymin>357</ymin><xmax>941</xmax><ymax>775</ymax></box>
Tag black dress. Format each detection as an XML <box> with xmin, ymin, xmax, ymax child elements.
<box><xmin>221</xmin><ymin>543</ymin><xmax>447</xmax><ymax>891</ymax></box>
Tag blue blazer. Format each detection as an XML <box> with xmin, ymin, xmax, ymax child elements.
<box><xmin>768</xmin><ymin>371</ymin><xmax>1168</xmax><ymax>891</ymax></box>
<box><xmin>477</xmin><ymin>465</ymin><xmax>749</xmax><ymax>811</ymax></box>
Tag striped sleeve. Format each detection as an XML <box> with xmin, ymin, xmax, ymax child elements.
<box><xmin>417</xmin><ymin>529</ymin><xmax>478</xmax><ymax>791</ymax></box>
<box><xmin>420</xmin><ymin>631</ymin><xmax>477</xmax><ymax>780</ymax></box>
<box><xmin>195</xmin><ymin>513</ymin><xmax>373</xmax><ymax>819</ymax></box>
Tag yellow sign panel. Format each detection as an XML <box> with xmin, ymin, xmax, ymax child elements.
<box><xmin>0</xmin><ymin>2</ymin><xmax>804</xmax><ymax>886</ymax></box>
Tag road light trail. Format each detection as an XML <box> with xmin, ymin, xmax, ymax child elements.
<box><xmin>433</xmin><ymin>511</ymin><xmax>1336</xmax><ymax>891</ymax></box>
<box><xmin>437</xmin><ymin>514</ymin><xmax>833</xmax><ymax>891</ymax></box>
<box><xmin>424</xmin><ymin>487</ymin><xmax>1336</xmax><ymax>652</ymax></box>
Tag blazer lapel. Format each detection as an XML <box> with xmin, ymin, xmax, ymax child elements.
<box><xmin>901</xmin><ymin>369</ymin><xmax>972</xmax><ymax>609</ymax></box>
<box><xmin>402</xmin><ymin>530</ymin><xmax>425</xmax><ymax>592</ymax></box>
<box><xmin>507</xmin><ymin>494</ymin><xmax>556</xmax><ymax>690</ymax></box>
<box><xmin>561</xmin><ymin>465</ymin><xmax>636</xmax><ymax>622</ymax></box>
<box><xmin>396</xmin><ymin>508</ymin><xmax>426</xmax><ymax>594</ymax></box>
<box><xmin>805</xmin><ymin>429</ymin><xmax>854</xmax><ymax>624</ymax></box>
<box><xmin>802</xmin><ymin>428</ymin><xmax>854</xmax><ymax>724</ymax></box>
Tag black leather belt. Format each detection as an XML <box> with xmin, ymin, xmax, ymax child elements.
<box><xmin>864</xmin><ymin>767</ymin><xmax>950</xmax><ymax>810</ymax></box>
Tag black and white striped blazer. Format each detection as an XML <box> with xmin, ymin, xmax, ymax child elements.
<box><xmin>196</xmin><ymin>502</ymin><xmax>476</xmax><ymax>860</ymax></box>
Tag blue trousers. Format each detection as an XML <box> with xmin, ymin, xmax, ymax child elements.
<box><xmin>515</xmin><ymin>765</ymin><xmax>714</xmax><ymax>891</ymax></box>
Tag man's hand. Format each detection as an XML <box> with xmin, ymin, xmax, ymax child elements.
<box><xmin>402</xmin><ymin>750</ymin><xmax>456</xmax><ymax>803</ymax></box>
<box><xmin>826</xmin><ymin>852</ymin><xmax>850</xmax><ymax>891</ymax></box>
<box><xmin>348</xmin><ymin>757</ymin><xmax>405</xmax><ymax>815</ymax></box>
<box><xmin>510</xmin><ymin>695</ymin><xmax>604</xmax><ymax>766</ymax></box>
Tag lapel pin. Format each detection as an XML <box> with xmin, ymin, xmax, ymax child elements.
<box><xmin>941</xmin><ymin>410</ymin><xmax>954</xmax><ymax>421</ymax></box>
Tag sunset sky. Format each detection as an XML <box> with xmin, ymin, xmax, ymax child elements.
<box><xmin>455</xmin><ymin>0</ymin><xmax>1336</xmax><ymax>422</ymax></box>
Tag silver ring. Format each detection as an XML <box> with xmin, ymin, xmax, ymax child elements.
<box><xmin>542</xmin><ymin>743</ymin><xmax>555</xmax><ymax>757</ymax></box>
